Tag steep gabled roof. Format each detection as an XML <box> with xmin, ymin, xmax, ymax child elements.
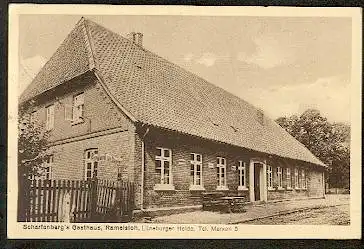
<box><xmin>20</xmin><ymin>18</ymin><xmax>326</xmax><ymax>167</ymax></box>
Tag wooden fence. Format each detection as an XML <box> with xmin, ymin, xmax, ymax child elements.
<box><xmin>18</xmin><ymin>178</ymin><xmax>135</xmax><ymax>223</ymax></box>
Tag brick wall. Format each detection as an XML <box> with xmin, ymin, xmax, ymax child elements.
<box><xmin>139</xmin><ymin>129</ymin><xmax>253</xmax><ymax>208</ymax></box>
<box><xmin>137</xmin><ymin>128</ymin><xmax>326</xmax><ymax>209</ymax></box>
<box><xmin>50</xmin><ymin>130</ymin><xmax>134</xmax><ymax>181</ymax></box>
<box><xmin>27</xmin><ymin>73</ymin><xmax>130</xmax><ymax>142</ymax></box>
<box><xmin>24</xmin><ymin>72</ymin><xmax>137</xmax><ymax>183</ymax></box>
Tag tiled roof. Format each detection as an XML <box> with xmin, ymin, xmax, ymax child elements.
<box><xmin>20</xmin><ymin>18</ymin><xmax>326</xmax><ymax>167</ymax></box>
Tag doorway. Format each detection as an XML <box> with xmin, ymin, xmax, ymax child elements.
<box><xmin>249</xmin><ymin>160</ymin><xmax>267</xmax><ymax>202</ymax></box>
<box><xmin>254</xmin><ymin>162</ymin><xmax>262</xmax><ymax>201</ymax></box>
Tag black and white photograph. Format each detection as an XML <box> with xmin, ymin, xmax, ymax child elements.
<box><xmin>8</xmin><ymin>5</ymin><xmax>361</xmax><ymax>239</ymax></box>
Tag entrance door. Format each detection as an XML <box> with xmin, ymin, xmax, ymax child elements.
<box><xmin>254</xmin><ymin>163</ymin><xmax>261</xmax><ymax>201</ymax></box>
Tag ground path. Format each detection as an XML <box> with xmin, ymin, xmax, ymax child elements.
<box><xmin>148</xmin><ymin>194</ymin><xmax>349</xmax><ymax>224</ymax></box>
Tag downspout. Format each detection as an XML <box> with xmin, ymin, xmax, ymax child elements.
<box><xmin>140</xmin><ymin>125</ymin><xmax>150</xmax><ymax>211</ymax></box>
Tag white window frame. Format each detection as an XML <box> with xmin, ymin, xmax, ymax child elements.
<box><xmin>238</xmin><ymin>161</ymin><xmax>248</xmax><ymax>190</ymax></box>
<box><xmin>154</xmin><ymin>147</ymin><xmax>174</xmax><ymax>190</ymax></box>
<box><xmin>72</xmin><ymin>92</ymin><xmax>84</xmax><ymax>124</ymax></box>
<box><xmin>277</xmin><ymin>167</ymin><xmax>283</xmax><ymax>189</ymax></box>
<box><xmin>216</xmin><ymin>157</ymin><xmax>228</xmax><ymax>190</ymax></box>
<box><xmin>286</xmin><ymin>168</ymin><xmax>292</xmax><ymax>189</ymax></box>
<box><xmin>267</xmin><ymin>165</ymin><xmax>274</xmax><ymax>190</ymax></box>
<box><xmin>45</xmin><ymin>104</ymin><xmax>54</xmax><ymax>131</ymax></box>
<box><xmin>294</xmin><ymin>168</ymin><xmax>300</xmax><ymax>189</ymax></box>
<box><xmin>84</xmin><ymin>149</ymin><xmax>98</xmax><ymax>180</ymax></box>
<box><xmin>189</xmin><ymin>153</ymin><xmax>204</xmax><ymax>191</ymax></box>
<box><xmin>301</xmin><ymin>169</ymin><xmax>307</xmax><ymax>189</ymax></box>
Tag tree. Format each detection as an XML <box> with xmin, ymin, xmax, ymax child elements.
<box><xmin>18</xmin><ymin>102</ymin><xmax>50</xmax><ymax>181</ymax></box>
<box><xmin>276</xmin><ymin>109</ymin><xmax>350</xmax><ymax>189</ymax></box>
<box><xmin>18</xmin><ymin>102</ymin><xmax>51</xmax><ymax>221</ymax></box>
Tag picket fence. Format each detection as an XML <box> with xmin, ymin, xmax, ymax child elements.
<box><xmin>18</xmin><ymin>178</ymin><xmax>135</xmax><ymax>223</ymax></box>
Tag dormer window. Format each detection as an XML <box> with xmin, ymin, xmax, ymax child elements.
<box><xmin>72</xmin><ymin>93</ymin><xmax>84</xmax><ymax>123</ymax></box>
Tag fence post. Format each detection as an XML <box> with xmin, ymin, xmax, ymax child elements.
<box><xmin>18</xmin><ymin>176</ymin><xmax>30</xmax><ymax>221</ymax></box>
<box><xmin>90</xmin><ymin>177</ymin><xmax>98</xmax><ymax>221</ymax></box>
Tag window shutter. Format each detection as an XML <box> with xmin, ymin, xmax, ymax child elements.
<box><xmin>64</xmin><ymin>104</ymin><xmax>73</xmax><ymax>121</ymax></box>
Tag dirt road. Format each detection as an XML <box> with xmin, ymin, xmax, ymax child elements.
<box><xmin>242</xmin><ymin>204</ymin><xmax>350</xmax><ymax>225</ymax></box>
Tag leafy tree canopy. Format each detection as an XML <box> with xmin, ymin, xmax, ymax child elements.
<box><xmin>276</xmin><ymin>109</ymin><xmax>350</xmax><ymax>188</ymax></box>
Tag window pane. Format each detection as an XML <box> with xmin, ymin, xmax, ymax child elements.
<box><xmin>87</xmin><ymin>163</ymin><xmax>92</xmax><ymax>170</ymax></box>
<box><xmin>196</xmin><ymin>154</ymin><xmax>201</xmax><ymax>162</ymax></box>
<box><xmin>94</xmin><ymin>170</ymin><xmax>98</xmax><ymax>177</ymax></box>
<box><xmin>217</xmin><ymin>158</ymin><xmax>220</xmax><ymax>164</ymax></box>
<box><xmin>156</xmin><ymin>148</ymin><xmax>162</xmax><ymax>156</ymax></box>
<box><xmin>94</xmin><ymin>161</ymin><xmax>98</xmax><ymax>169</ymax></box>
<box><xmin>164</xmin><ymin>161</ymin><xmax>170</xmax><ymax>169</ymax></box>
<box><xmin>196</xmin><ymin>164</ymin><xmax>201</xmax><ymax>171</ymax></box>
<box><xmin>197</xmin><ymin>178</ymin><xmax>201</xmax><ymax>185</ymax></box>
<box><xmin>190</xmin><ymin>164</ymin><xmax>194</xmax><ymax>172</ymax></box>
<box><xmin>164</xmin><ymin>149</ymin><xmax>170</xmax><ymax>158</ymax></box>
<box><xmin>191</xmin><ymin>154</ymin><xmax>195</xmax><ymax>161</ymax></box>
<box><xmin>156</xmin><ymin>160</ymin><xmax>161</xmax><ymax>169</ymax></box>
<box><xmin>87</xmin><ymin>171</ymin><xmax>91</xmax><ymax>177</ymax></box>
<box><xmin>164</xmin><ymin>175</ymin><xmax>170</xmax><ymax>184</ymax></box>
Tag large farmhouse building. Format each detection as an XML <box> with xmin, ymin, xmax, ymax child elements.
<box><xmin>20</xmin><ymin>18</ymin><xmax>326</xmax><ymax>210</ymax></box>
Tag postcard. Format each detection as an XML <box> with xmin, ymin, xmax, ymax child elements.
<box><xmin>8</xmin><ymin>4</ymin><xmax>362</xmax><ymax>239</ymax></box>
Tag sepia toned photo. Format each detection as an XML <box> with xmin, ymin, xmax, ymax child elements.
<box><xmin>8</xmin><ymin>5</ymin><xmax>361</xmax><ymax>239</ymax></box>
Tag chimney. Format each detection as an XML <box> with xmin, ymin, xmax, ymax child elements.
<box><xmin>127</xmin><ymin>32</ymin><xmax>143</xmax><ymax>47</ymax></box>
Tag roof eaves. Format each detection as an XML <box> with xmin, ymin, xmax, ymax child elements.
<box><xmin>140</xmin><ymin>121</ymin><xmax>328</xmax><ymax>168</ymax></box>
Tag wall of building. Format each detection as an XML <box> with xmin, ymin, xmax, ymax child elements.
<box><xmin>50</xmin><ymin>129</ymin><xmax>135</xmax><ymax>181</ymax></box>
<box><xmin>28</xmin><ymin>73</ymin><xmax>130</xmax><ymax>143</ymax></box>
<box><xmin>25</xmin><ymin>72</ymin><xmax>138</xmax><ymax>183</ymax></box>
<box><xmin>137</xmin><ymin>128</ymin><xmax>326</xmax><ymax>209</ymax></box>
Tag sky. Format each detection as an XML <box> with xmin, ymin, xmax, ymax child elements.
<box><xmin>19</xmin><ymin>15</ymin><xmax>352</xmax><ymax>124</ymax></box>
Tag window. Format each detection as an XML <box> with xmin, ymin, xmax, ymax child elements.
<box><xmin>190</xmin><ymin>153</ymin><xmax>202</xmax><ymax>186</ymax></box>
<box><xmin>155</xmin><ymin>148</ymin><xmax>172</xmax><ymax>185</ymax></box>
<box><xmin>286</xmin><ymin>168</ymin><xmax>292</xmax><ymax>189</ymax></box>
<box><xmin>72</xmin><ymin>93</ymin><xmax>84</xmax><ymax>122</ymax></box>
<box><xmin>85</xmin><ymin>149</ymin><xmax>98</xmax><ymax>180</ymax></box>
<box><xmin>45</xmin><ymin>105</ymin><xmax>54</xmax><ymax>130</ymax></box>
<box><xmin>277</xmin><ymin>167</ymin><xmax>283</xmax><ymax>189</ymax></box>
<box><xmin>267</xmin><ymin>165</ymin><xmax>273</xmax><ymax>189</ymax></box>
<box><xmin>238</xmin><ymin>161</ymin><xmax>247</xmax><ymax>190</ymax></box>
<box><xmin>294</xmin><ymin>168</ymin><xmax>299</xmax><ymax>189</ymax></box>
<box><xmin>43</xmin><ymin>155</ymin><xmax>54</xmax><ymax>180</ymax></box>
<box><xmin>216</xmin><ymin>157</ymin><xmax>227</xmax><ymax>189</ymax></box>
<box><xmin>301</xmin><ymin>169</ymin><xmax>307</xmax><ymax>189</ymax></box>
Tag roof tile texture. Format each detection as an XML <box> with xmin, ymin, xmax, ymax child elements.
<box><xmin>20</xmin><ymin>18</ymin><xmax>325</xmax><ymax>167</ymax></box>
